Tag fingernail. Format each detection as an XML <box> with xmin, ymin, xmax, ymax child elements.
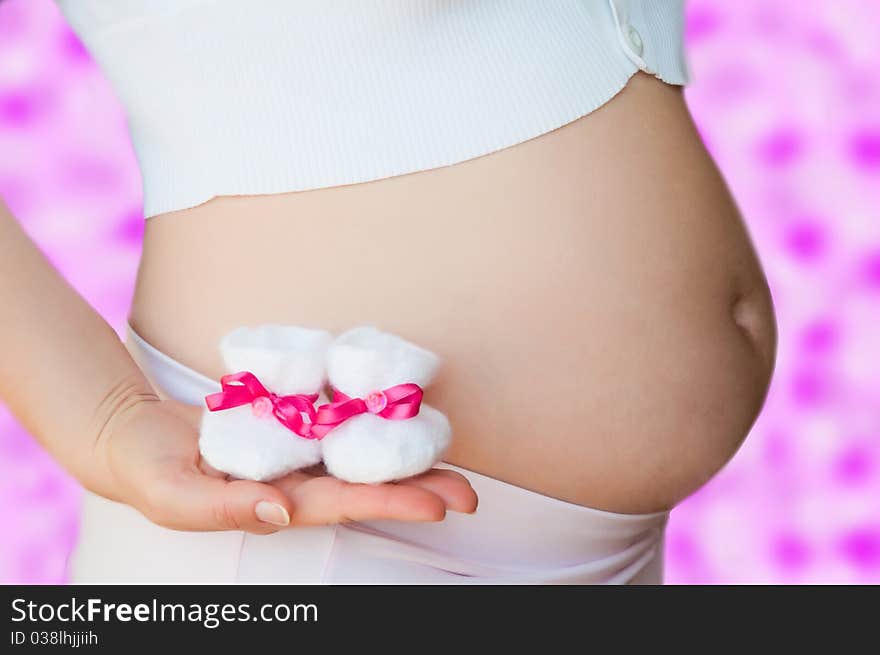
<box><xmin>255</xmin><ymin>501</ymin><xmax>290</xmax><ymax>526</ymax></box>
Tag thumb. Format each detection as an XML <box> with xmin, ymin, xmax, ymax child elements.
<box><xmin>144</xmin><ymin>469</ymin><xmax>294</xmax><ymax>534</ymax></box>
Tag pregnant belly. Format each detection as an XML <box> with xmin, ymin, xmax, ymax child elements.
<box><xmin>130</xmin><ymin>73</ymin><xmax>775</xmax><ymax>513</ymax></box>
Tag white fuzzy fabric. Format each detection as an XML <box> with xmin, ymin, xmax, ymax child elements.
<box><xmin>327</xmin><ymin>326</ymin><xmax>439</xmax><ymax>398</ymax></box>
<box><xmin>199</xmin><ymin>325</ymin><xmax>331</xmax><ymax>481</ymax></box>
<box><xmin>221</xmin><ymin>325</ymin><xmax>331</xmax><ymax>396</ymax></box>
<box><xmin>321</xmin><ymin>326</ymin><xmax>451</xmax><ymax>484</ymax></box>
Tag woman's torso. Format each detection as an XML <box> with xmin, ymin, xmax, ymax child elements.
<box><xmin>130</xmin><ymin>72</ymin><xmax>776</xmax><ymax>515</ymax></box>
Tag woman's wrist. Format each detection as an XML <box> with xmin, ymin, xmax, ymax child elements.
<box><xmin>75</xmin><ymin>370</ymin><xmax>160</xmax><ymax>501</ymax></box>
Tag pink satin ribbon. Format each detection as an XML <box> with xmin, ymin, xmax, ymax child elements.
<box><xmin>204</xmin><ymin>372</ymin><xmax>424</xmax><ymax>440</ymax></box>
<box><xmin>204</xmin><ymin>371</ymin><xmax>320</xmax><ymax>439</ymax></box>
<box><xmin>310</xmin><ymin>384</ymin><xmax>424</xmax><ymax>439</ymax></box>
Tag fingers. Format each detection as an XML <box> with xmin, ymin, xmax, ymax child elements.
<box><xmin>269</xmin><ymin>468</ymin><xmax>479</xmax><ymax>526</ymax></box>
<box><xmin>141</xmin><ymin>469</ymin><xmax>294</xmax><ymax>534</ymax></box>
<box><xmin>271</xmin><ymin>473</ymin><xmax>447</xmax><ymax>525</ymax></box>
<box><xmin>140</xmin><ymin>467</ymin><xmax>477</xmax><ymax>533</ymax></box>
<box><xmin>396</xmin><ymin>469</ymin><xmax>478</xmax><ymax>514</ymax></box>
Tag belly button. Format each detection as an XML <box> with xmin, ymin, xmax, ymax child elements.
<box><xmin>730</xmin><ymin>287</ymin><xmax>777</xmax><ymax>369</ymax></box>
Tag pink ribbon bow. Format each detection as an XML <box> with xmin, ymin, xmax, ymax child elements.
<box><xmin>204</xmin><ymin>371</ymin><xmax>320</xmax><ymax>439</ymax></box>
<box><xmin>309</xmin><ymin>383</ymin><xmax>424</xmax><ymax>439</ymax></box>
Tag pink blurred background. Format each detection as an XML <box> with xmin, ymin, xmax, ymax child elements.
<box><xmin>1</xmin><ymin>0</ymin><xmax>879</xmax><ymax>584</ymax></box>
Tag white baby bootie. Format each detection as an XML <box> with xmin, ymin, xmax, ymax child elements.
<box><xmin>199</xmin><ymin>325</ymin><xmax>332</xmax><ymax>481</ymax></box>
<box><xmin>314</xmin><ymin>326</ymin><xmax>452</xmax><ymax>484</ymax></box>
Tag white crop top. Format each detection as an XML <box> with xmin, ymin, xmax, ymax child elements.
<box><xmin>55</xmin><ymin>0</ymin><xmax>688</xmax><ymax>218</ymax></box>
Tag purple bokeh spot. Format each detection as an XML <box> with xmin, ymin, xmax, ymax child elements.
<box><xmin>848</xmin><ymin>129</ymin><xmax>880</xmax><ymax>170</ymax></box>
<box><xmin>784</xmin><ymin>219</ymin><xmax>827</xmax><ymax>262</ymax></box>
<box><xmin>28</xmin><ymin>473</ymin><xmax>66</xmax><ymax>502</ymax></box>
<box><xmin>799</xmin><ymin>319</ymin><xmax>839</xmax><ymax>355</ymax></box>
<box><xmin>806</xmin><ymin>29</ymin><xmax>841</xmax><ymax>60</ymax></box>
<box><xmin>860</xmin><ymin>251</ymin><xmax>880</xmax><ymax>289</ymax></box>
<box><xmin>772</xmin><ymin>533</ymin><xmax>811</xmax><ymax>571</ymax></box>
<box><xmin>60</xmin><ymin>27</ymin><xmax>90</xmax><ymax>62</ymax></box>
<box><xmin>666</xmin><ymin>531</ymin><xmax>702</xmax><ymax>567</ymax></box>
<box><xmin>686</xmin><ymin>5</ymin><xmax>721</xmax><ymax>43</ymax></box>
<box><xmin>114</xmin><ymin>207</ymin><xmax>145</xmax><ymax>245</ymax></box>
<box><xmin>839</xmin><ymin>528</ymin><xmax>880</xmax><ymax>570</ymax></box>
<box><xmin>833</xmin><ymin>445</ymin><xmax>873</xmax><ymax>485</ymax></box>
<box><xmin>757</xmin><ymin>127</ymin><xmax>804</xmax><ymax>167</ymax></box>
<box><xmin>0</xmin><ymin>91</ymin><xmax>43</xmax><ymax>127</ymax></box>
<box><xmin>790</xmin><ymin>368</ymin><xmax>829</xmax><ymax>407</ymax></box>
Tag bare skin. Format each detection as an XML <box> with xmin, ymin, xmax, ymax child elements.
<box><xmin>131</xmin><ymin>73</ymin><xmax>777</xmax><ymax>514</ymax></box>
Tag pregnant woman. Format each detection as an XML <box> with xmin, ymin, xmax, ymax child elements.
<box><xmin>0</xmin><ymin>1</ymin><xmax>775</xmax><ymax>583</ymax></box>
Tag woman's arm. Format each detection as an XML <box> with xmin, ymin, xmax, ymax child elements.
<box><xmin>0</xmin><ymin>199</ymin><xmax>476</xmax><ymax>532</ymax></box>
<box><xmin>0</xmin><ymin>198</ymin><xmax>144</xmax><ymax>495</ymax></box>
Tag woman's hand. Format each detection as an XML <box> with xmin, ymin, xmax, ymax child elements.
<box><xmin>0</xmin><ymin>201</ymin><xmax>478</xmax><ymax>535</ymax></box>
<box><xmin>95</xmin><ymin>396</ymin><xmax>478</xmax><ymax>534</ymax></box>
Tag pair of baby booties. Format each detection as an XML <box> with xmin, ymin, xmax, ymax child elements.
<box><xmin>199</xmin><ymin>325</ymin><xmax>451</xmax><ymax>484</ymax></box>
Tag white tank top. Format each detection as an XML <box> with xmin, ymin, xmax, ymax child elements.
<box><xmin>56</xmin><ymin>0</ymin><xmax>688</xmax><ymax>218</ymax></box>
